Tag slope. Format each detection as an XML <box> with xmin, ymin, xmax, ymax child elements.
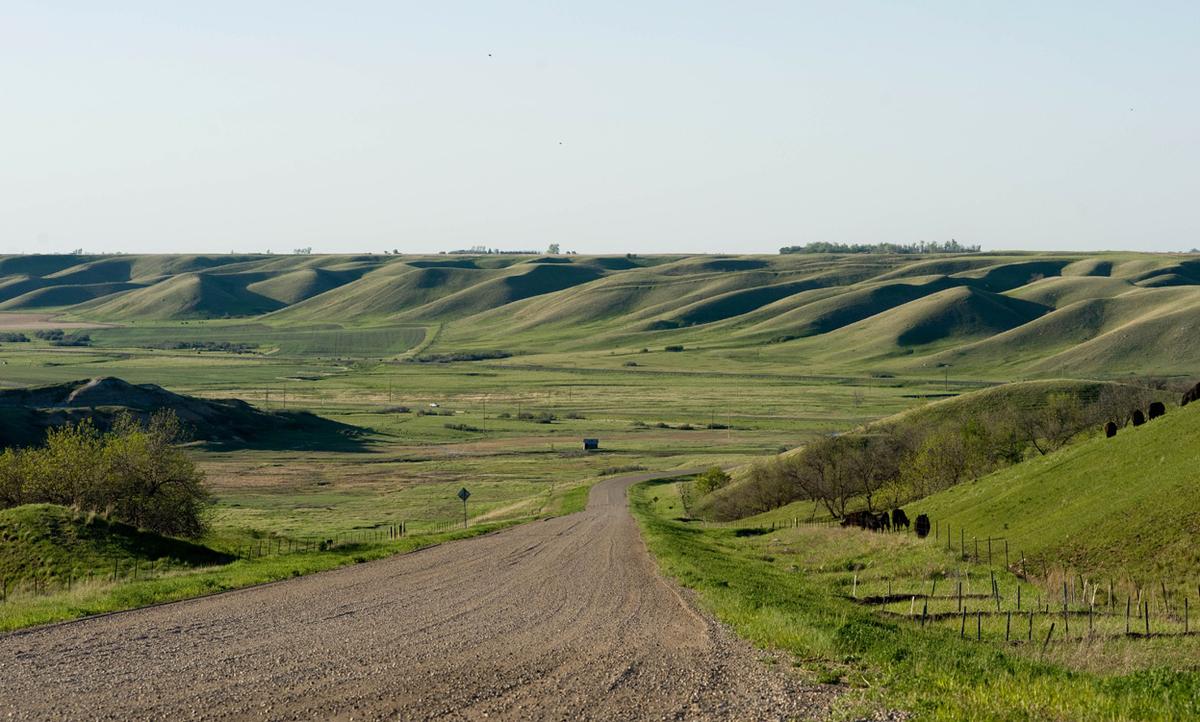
<box><xmin>79</xmin><ymin>272</ymin><xmax>286</xmax><ymax>319</ymax></box>
<box><xmin>911</xmin><ymin>399</ymin><xmax>1200</xmax><ymax>584</ymax></box>
<box><xmin>0</xmin><ymin>504</ymin><xmax>230</xmax><ymax>585</ymax></box>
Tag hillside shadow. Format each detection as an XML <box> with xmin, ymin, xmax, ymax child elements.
<box><xmin>202</xmin><ymin>411</ymin><xmax>373</xmax><ymax>452</ymax></box>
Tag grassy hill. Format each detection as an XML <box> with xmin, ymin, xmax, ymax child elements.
<box><xmin>3</xmin><ymin>250</ymin><xmax>1200</xmax><ymax>375</ymax></box>
<box><xmin>0</xmin><ymin>504</ymin><xmax>230</xmax><ymax>585</ymax></box>
<box><xmin>911</xmin><ymin>399</ymin><xmax>1200</xmax><ymax>586</ymax></box>
<box><xmin>693</xmin><ymin>379</ymin><xmax>1164</xmax><ymax>520</ymax></box>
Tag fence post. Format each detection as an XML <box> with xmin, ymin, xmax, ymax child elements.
<box><xmin>1006</xmin><ymin>611</ymin><xmax>1011</xmax><ymax>641</ymax></box>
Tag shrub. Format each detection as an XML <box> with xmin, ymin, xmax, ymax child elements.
<box><xmin>664</xmin><ymin>345</ymin><xmax>684</xmax><ymax>352</ymax></box>
<box><xmin>517</xmin><ymin>411</ymin><xmax>556</xmax><ymax>424</ymax></box>
<box><xmin>0</xmin><ymin>332</ymin><xmax>29</xmax><ymax>343</ymax></box>
<box><xmin>413</xmin><ymin>350</ymin><xmax>512</xmax><ymax>363</ymax></box>
<box><xmin>695</xmin><ymin>467</ymin><xmax>732</xmax><ymax>495</ymax></box>
<box><xmin>0</xmin><ymin>411</ymin><xmax>210</xmax><ymax>537</ymax></box>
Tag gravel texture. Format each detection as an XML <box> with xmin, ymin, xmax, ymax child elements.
<box><xmin>0</xmin><ymin>472</ymin><xmax>838</xmax><ymax>721</ymax></box>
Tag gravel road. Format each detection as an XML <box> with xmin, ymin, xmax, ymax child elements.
<box><xmin>0</xmin><ymin>472</ymin><xmax>836</xmax><ymax>721</ymax></box>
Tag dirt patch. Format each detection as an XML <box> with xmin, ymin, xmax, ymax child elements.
<box><xmin>0</xmin><ymin>313</ymin><xmax>115</xmax><ymax>330</ymax></box>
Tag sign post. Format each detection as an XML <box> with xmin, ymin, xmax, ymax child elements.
<box><xmin>458</xmin><ymin>487</ymin><xmax>471</xmax><ymax>529</ymax></box>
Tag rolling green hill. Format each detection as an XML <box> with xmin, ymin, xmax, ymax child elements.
<box><xmin>911</xmin><ymin>399</ymin><xmax>1200</xmax><ymax>585</ymax></box>
<box><xmin>2</xmin><ymin>251</ymin><xmax>1199</xmax><ymax>376</ymax></box>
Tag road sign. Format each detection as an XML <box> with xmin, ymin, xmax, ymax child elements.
<box><xmin>458</xmin><ymin>488</ymin><xmax>471</xmax><ymax>501</ymax></box>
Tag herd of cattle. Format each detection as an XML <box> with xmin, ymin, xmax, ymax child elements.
<box><xmin>1105</xmin><ymin>399</ymin><xmax>1170</xmax><ymax>438</ymax></box>
<box><xmin>841</xmin><ymin>386</ymin><xmax>1200</xmax><ymax>535</ymax></box>
<box><xmin>841</xmin><ymin>508</ymin><xmax>931</xmax><ymax>538</ymax></box>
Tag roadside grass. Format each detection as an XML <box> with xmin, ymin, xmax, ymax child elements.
<box><xmin>0</xmin><ymin>519</ymin><xmax>523</xmax><ymax>633</ymax></box>
<box><xmin>630</xmin><ymin>478</ymin><xmax>1200</xmax><ymax>721</ymax></box>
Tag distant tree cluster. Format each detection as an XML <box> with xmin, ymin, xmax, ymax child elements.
<box><xmin>34</xmin><ymin>329</ymin><xmax>92</xmax><ymax>346</ymax></box>
<box><xmin>0</xmin><ymin>332</ymin><xmax>30</xmax><ymax>343</ymax></box>
<box><xmin>704</xmin><ymin>384</ymin><xmax>1160</xmax><ymax>520</ymax></box>
<box><xmin>0</xmin><ymin>412</ymin><xmax>211</xmax><ymax>537</ymax></box>
<box><xmin>446</xmin><ymin>246</ymin><xmax>541</xmax><ymax>255</ymax></box>
<box><xmin>779</xmin><ymin>241</ymin><xmax>981</xmax><ymax>255</ymax></box>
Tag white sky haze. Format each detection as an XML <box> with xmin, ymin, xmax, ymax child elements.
<box><xmin>1</xmin><ymin>2</ymin><xmax>1197</xmax><ymax>255</ymax></box>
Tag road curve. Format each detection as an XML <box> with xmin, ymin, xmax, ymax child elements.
<box><xmin>1</xmin><ymin>472</ymin><xmax>834</xmax><ymax>721</ymax></box>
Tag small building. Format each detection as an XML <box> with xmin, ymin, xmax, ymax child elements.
<box><xmin>583</xmin><ymin>438</ymin><xmax>599</xmax><ymax>451</ymax></box>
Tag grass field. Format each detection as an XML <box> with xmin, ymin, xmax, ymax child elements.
<box><xmin>631</xmin><ymin>478</ymin><xmax>1200</xmax><ymax>720</ymax></box>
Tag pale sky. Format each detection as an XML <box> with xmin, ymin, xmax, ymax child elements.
<box><xmin>1</xmin><ymin>2</ymin><xmax>1197</xmax><ymax>255</ymax></box>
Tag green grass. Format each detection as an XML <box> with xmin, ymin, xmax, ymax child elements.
<box><xmin>631</xmin><ymin>478</ymin><xmax>1200</xmax><ymax>720</ymax></box>
<box><xmin>0</xmin><ymin>519</ymin><xmax>521</xmax><ymax>632</ymax></box>
<box><xmin>910</xmin><ymin>402</ymin><xmax>1200</xmax><ymax>590</ymax></box>
<box><xmin>0</xmin><ymin>504</ymin><xmax>229</xmax><ymax>586</ymax></box>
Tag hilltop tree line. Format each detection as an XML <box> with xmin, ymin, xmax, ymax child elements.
<box><xmin>707</xmin><ymin>385</ymin><xmax>1161</xmax><ymax>520</ymax></box>
<box><xmin>0</xmin><ymin>411</ymin><xmax>210</xmax><ymax>537</ymax></box>
<box><xmin>780</xmin><ymin>241</ymin><xmax>981</xmax><ymax>255</ymax></box>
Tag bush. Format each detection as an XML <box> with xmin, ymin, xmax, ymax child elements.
<box><xmin>50</xmin><ymin>333</ymin><xmax>92</xmax><ymax>347</ymax></box>
<box><xmin>413</xmin><ymin>350</ymin><xmax>512</xmax><ymax>363</ymax></box>
<box><xmin>517</xmin><ymin>411</ymin><xmax>556</xmax><ymax>424</ymax></box>
<box><xmin>34</xmin><ymin>329</ymin><xmax>64</xmax><ymax>341</ymax></box>
<box><xmin>695</xmin><ymin>467</ymin><xmax>732</xmax><ymax>495</ymax></box>
<box><xmin>0</xmin><ymin>411</ymin><xmax>210</xmax><ymax>537</ymax></box>
<box><xmin>0</xmin><ymin>332</ymin><xmax>29</xmax><ymax>343</ymax></box>
<box><xmin>664</xmin><ymin>345</ymin><xmax>684</xmax><ymax>352</ymax></box>
<box><xmin>444</xmin><ymin>422</ymin><xmax>483</xmax><ymax>432</ymax></box>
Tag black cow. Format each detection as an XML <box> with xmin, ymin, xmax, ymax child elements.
<box><xmin>870</xmin><ymin>512</ymin><xmax>891</xmax><ymax>532</ymax></box>
<box><xmin>840</xmin><ymin>510</ymin><xmax>873</xmax><ymax>529</ymax></box>
<box><xmin>1104</xmin><ymin>421</ymin><xmax>1118</xmax><ymax>438</ymax></box>
<box><xmin>1148</xmin><ymin>401</ymin><xmax>1166</xmax><ymax>420</ymax></box>
<box><xmin>1132</xmin><ymin>409</ymin><xmax>1146</xmax><ymax>426</ymax></box>
<box><xmin>914</xmin><ymin>514</ymin><xmax>931</xmax><ymax>539</ymax></box>
<box><xmin>1182</xmin><ymin>382</ymin><xmax>1200</xmax><ymax>407</ymax></box>
<box><xmin>891</xmin><ymin>508</ymin><xmax>910</xmax><ymax>531</ymax></box>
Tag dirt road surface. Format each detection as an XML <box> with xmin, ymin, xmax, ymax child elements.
<box><xmin>0</xmin><ymin>472</ymin><xmax>836</xmax><ymax>720</ymax></box>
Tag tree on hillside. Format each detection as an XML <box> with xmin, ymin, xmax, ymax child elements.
<box><xmin>0</xmin><ymin>412</ymin><xmax>211</xmax><ymax>537</ymax></box>
<box><xmin>695</xmin><ymin>466</ymin><xmax>731</xmax><ymax>495</ymax></box>
<box><xmin>103</xmin><ymin>412</ymin><xmax>211</xmax><ymax>537</ymax></box>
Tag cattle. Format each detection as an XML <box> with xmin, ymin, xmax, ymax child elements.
<box><xmin>914</xmin><ymin>514</ymin><xmax>931</xmax><ymax>539</ymax></box>
<box><xmin>840</xmin><ymin>510</ymin><xmax>873</xmax><ymax>529</ymax></box>
<box><xmin>1148</xmin><ymin>401</ymin><xmax>1166</xmax><ymax>420</ymax></box>
<box><xmin>1104</xmin><ymin>421</ymin><xmax>1118</xmax><ymax>438</ymax></box>
<box><xmin>1132</xmin><ymin>409</ymin><xmax>1146</xmax><ymax>426</ymax></box>
<box><xmin>1182</xmin><ymin>382</ymin><xmax>1200</xmax><ymax>407</ymax></box>
<box><xmin>891</xmin><ymin>508</ymin><xmax>910</xmax><ymax>531</ymax></box>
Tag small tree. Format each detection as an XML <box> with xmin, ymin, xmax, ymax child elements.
<box><xmin>695</xmin><ymin>466</ymin><xmax>731</xmax><ymax>495</ymax></box>
<box><xmin>547</xmin><ymin>243</ymin><xmax>561</xmax><ymax>254</ymax></box>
